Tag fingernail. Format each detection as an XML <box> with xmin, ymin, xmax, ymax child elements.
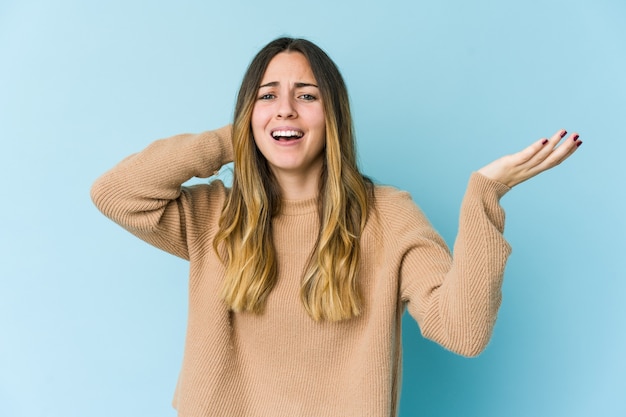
<box><xmin>572</xmin><ymin>134</ymin><xmax>580</xmax><ymax>141</ymax></box>
<box><xmin>560</xmin><ymin>130</ymin><xmax>567</xmax><ymax>138</ymax></box>
<box><xmin>576</xmin><ymin>141</ymin><xmax>583</xmax><ymax>147</ymax></box>
<box><xmin>542</xmin><ymin>139</ymin><xmax>549</xmax><ymax>145</ymax></box>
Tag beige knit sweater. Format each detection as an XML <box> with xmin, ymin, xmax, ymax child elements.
<box><xmin>91</xmin><ymin>125</ymin><xmax>512</xmax><ymax>417</ymax></box>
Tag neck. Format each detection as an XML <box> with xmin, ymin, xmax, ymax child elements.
<box><xmin>275</xmin><ymin>172</ymin><xmax>320</xmax><ymax>200</ymax></box>
<box><xmin>267</xmin><ymin>155</ymin><xmax>325</xmax><ymax>200</ymax></box>
<box><xmin>271</xmin><ymin>168</ymin><xmax>322</xmax><ymax>200</ymax></box>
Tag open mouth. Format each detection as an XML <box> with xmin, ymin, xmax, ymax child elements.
<box><xmin>271</xmin><ymin>129</ymin><xmax>304</xmax><ymax>141</ymax></box>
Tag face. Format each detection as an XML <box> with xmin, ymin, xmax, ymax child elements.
<box><xmin>251</xmin><ymin>52</ymin><xmax>326</xmax><ymax>186</ymax></box>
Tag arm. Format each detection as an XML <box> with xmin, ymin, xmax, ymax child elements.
<box><xmin>402</xmin><ymin>129</ymin><xmax>582</xmax><ymax>356</ymax></box>
<box><xmin>90</xmin><ymin>125</ymin><xmax>233</xmax><ymax>259</ymax></box>
<box><xmin>399</xmin><ymin>173</ymin><xmax>511</xmax><ymax>357</ymax></box>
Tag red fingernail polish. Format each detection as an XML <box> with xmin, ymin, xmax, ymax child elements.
<box><xmin>542</xmin><ymin>139</ymin><xmax>549</xmax><ymax>145</ymax></box>
<box><xmin>573</xmin><ymin>134</ymin><xmax>579</xmax><ymax>141</ymax></box>
<box><xmin>560</xmin><ymin>130</ymin><xmax>567</xmax><ymax>138</ymax></box>
<box><xmin>576</xmin><ymin>141</ymin><xmax>583</xmax><ymax>147</ymax></box>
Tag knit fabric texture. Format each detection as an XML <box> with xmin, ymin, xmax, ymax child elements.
<box><xmin>91</xmin><ymin>125</ymin><xmax>512</xmax><ymax>417</ymax></box>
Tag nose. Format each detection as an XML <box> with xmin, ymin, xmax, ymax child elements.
<box><xmin>276</xmin><ymin>95</ymin><xmax>297</xmax><ymax>119</ymax></box>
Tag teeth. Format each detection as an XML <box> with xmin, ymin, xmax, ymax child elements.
<box><xmin>272</xmin><ymin>130</ymin><xmax>303</xmax><ymax>139</ymax></box>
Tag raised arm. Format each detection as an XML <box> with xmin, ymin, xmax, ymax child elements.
<box><xmin>90</xmin><ymin>125</ymin><xmax>233</xmax><ymax>259</ymax></box>
<box><xmin>399</xmin><ymin>173</ymin><xmax>511</xmax><ymax>357</ymax></box>
<box><xmin>401</xmin><ymin>129</ymin><xmax>582</xmax><ymax>356</ymax></box>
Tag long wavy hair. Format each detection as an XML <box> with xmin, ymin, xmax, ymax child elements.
<box><xmin>213</xmin><ymin>37</ymin><xmax>372</xmax><ymax>322</ymax></box>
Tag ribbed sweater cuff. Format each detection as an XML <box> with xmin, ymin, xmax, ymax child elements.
<box><xmin>469</xmin><ymin>171</ymin><xmax>511</xmax><ymax>201</ymax></box>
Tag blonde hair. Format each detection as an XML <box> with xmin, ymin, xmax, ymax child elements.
<box><xmin>214</xmin><ymin>37</ymin><xmax>372</xmax><ymax>321</ymax></box>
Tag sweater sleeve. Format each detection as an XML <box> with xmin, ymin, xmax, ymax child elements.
<box><xmin>90</xmin><ymin>125</ymin><xmax>233</xmax><ymax>260</ymax></box>
<box><xmin>398</xmin><ymin>172</ymin><xmax>512</xmax><ymax>357</ymax></box>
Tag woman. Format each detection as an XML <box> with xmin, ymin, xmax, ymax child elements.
<box><xmin>91</xmin><ymin>37</ymin><xmax>581</xmax><ymax>417</ymax></box>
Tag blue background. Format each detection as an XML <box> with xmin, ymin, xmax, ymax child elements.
<box><xmin>1</xmin><ymin>0</ymin><xmax>624</xmax><ymax>416</ymax></box>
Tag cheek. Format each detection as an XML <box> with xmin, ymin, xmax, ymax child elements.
<box><xmin>313</xmin><ymin>106</ymin><xmax>326</xmax><ymax>130</ymax></box>
<box><xmin>251</xmin><ymin>104</ymin><xmax>270</xmax><ymax>130</ymax></box>
<box><xmin>312</xmin><ymin>114</ymin><xmax>326</xmax><ymax>146</ymax></box>
<box><xmin>250</xmin><ymin>108</ymin><xmax>261</xmax><ymax>130</ymax></box>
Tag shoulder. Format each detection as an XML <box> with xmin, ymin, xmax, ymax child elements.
<box><xmin>373</xmin><ymin>184</ymin><xmax>411</xmax><ymax>203</ymax></box>
<box><xmin>373</xmin><ymin>185</ymin><xmax>422</xmax><ymax>216</ymax></box>
<box><xmin>370</xmin><ymin>185</ymin><xmax>432</xmax><ymax>231</ymax></box>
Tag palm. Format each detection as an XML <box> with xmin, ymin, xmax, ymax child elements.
<box><xmin>478</xmin><ymin>130</ymin><xmax>582</xmax><ymax>188</ymax></box>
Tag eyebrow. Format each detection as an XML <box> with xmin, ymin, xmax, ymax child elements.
<box><xmin>258</xmin><ymin>81</ymin><xmax>319</xmax><ymax>88</ymax></box>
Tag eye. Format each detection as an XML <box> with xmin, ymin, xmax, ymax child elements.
<box><xmin>299</xmin><ymin>93</ymin><xmax>317</xmax><ymax>101</ymax></box>
<box><xmin>258</xmin><ymin>93</ymin><xmax>275</xmax><ymax>100</ymax></box>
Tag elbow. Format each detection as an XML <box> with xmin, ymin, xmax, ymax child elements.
<box><xmin>90</xmin><ymin>176</ymin><xmax>109</xmax><ymax>214</ymax></box>
<box><xmin>90</xmin><ymin>174</ymin><xmax>127</xmax><ymax>224</ymax></box>
<box><xmin>448</xmin><ymin>328</ymin><xmax>493</xmax><ymax>358</ymax></box>
<box><xmin>90</xmin><ymin>174</ymin><xmax>121</xmax><ymax>220</ymax></box>
<box><xmin>423</xmin><ymin>322</ymin><xmax>493</xmax><ymax>358</ymax></box>
<box><xmin>90</xmin><ymin>174</ymin><xmax>166</xmax><ymax>232</ymax></box>
<box><xmin>453</xmin><ymin>342</ymin><xmax>488</xmax><ymax>358</ymax></box>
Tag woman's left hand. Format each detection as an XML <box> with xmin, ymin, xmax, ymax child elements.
<box><xmin>477</xmin><ymin>129</ymin><xmax>582</xmax><ymax>188</ymax></box>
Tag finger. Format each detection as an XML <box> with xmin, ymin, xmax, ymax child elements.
<box><xmin>547</xmin><ymin>129</ymin><xmax>568</xmax><ymax>145</ymax></box>
<box><xmin>539</xmin><ymin>133</ymin><xmax>581</xmax><ymax>169</ymax></box>
<box><xmin>540</xmin><ymin>129</ymin><xmax>568</xmax><ymax>154</ymax></box>
<box><xmin>526</xmin><ymin>129</ymin><xmax>572</xmax><ymax>167</ymax></box>
<box><xmin>513</xmin><ymin>137</ymin><xmax>553</xmax><ymax>165</ymax></box>
<box><xmin>553</xmin><ymin>133</ymin><xmax>582</xmax><ymax>165</ymax></box>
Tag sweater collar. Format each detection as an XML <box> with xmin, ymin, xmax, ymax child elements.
<box><xmin>279</xmin><ymin>196</ymin><xmax>318</xmax><ymax>216</ymax></box>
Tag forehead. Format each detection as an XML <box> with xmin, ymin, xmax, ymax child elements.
<box><xmin>261</xmin><ymin>52</ymin><xmax>317</xmax><ymax>83</ymax></box>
